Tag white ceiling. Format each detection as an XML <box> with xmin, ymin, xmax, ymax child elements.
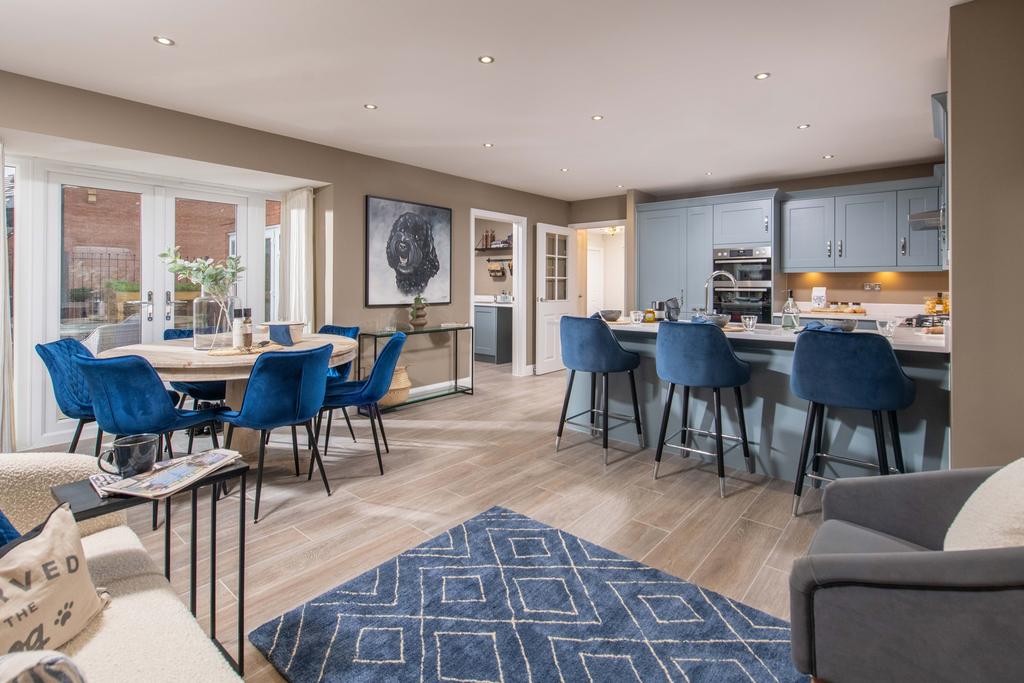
<box><xmin>0</xmin><ymin>0</ymin><xmax>956</xmax><ymax>201</ymax></box>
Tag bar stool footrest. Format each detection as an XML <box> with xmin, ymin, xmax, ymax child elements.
<box><xmin>816</xmin><ymin>451</ymin><xmax>880</xmax><ymax>470</ymax></box>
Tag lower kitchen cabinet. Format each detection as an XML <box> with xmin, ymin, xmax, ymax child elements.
<box><xmin>474</xmin><ymin>305</ymin><xmax>512</xmax><ymax>364</ymax></box>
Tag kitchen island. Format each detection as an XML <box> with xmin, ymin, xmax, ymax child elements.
<box><xmin>566</xmin><ymin>323</ymin><xmax>949</xmax><ymax>481</ymax></box>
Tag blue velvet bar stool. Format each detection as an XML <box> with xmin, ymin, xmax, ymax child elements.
<box><xmin>163</xmin><ymin>328</ymin><xmax>227</xmax><ymax>453</ymax></box>
<box><xmin>653</xmin><ymin>321</ymin><xmax>755</xmax><ymax>497</ymax></box>
<box><xmin>35</xmin><ymin>338</ymin><xmax>104</xmax><ymax>456</ymax></box>
<box><xmin>219</xmin><ymin>344</ymin><xmax>333</xmax><ymax>522</ymax></box>
<box><xmin>555</xmin><ymin>316</ymin><xmax>644</xmax><ymax>466</ymax></box>
<box><xmin>318</xmin><ymin>333</ymin><xmax>406</xmax><ymax>476</ymax></box>
<box><xmin>315</xmin><ymin>324</ymin><xmax>360</xmax><ymax>445</ymax></box>
<box><xmin>790</xmin><ymin>329</ymin><xmax>916</xmax><ymax>514</ymax></box>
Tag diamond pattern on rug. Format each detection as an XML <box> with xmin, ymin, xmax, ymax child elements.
<box><xmin>250</xmin><ymin>507</ymin><xmax>807</xmax><ymax>682</ymax></box>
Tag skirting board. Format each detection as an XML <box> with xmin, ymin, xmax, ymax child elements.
<box><xmin>407</xmin><ymin>376</ymin><xmax>473</xmax><ymax>399</ymax></box>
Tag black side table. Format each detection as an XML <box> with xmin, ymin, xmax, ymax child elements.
<box><xmin>51</xmin><ymin>462</ymin><xmax>249</xmax><ymax>675</ymax></box>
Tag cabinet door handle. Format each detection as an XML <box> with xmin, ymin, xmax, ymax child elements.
<box><xmin>826</xmin><ymin>240</ymin><xmax>832</xmax><ymax>258</ymax></box>
<box><xmin>763</xmin><ymin>215</ymin><xmax>769</xmax><ymax>233</ymax></box>
<box><xmin>900</xmin><ymin>237</ymin><xmax>907</xmax><ymax>256</ymax></box>
<box><xmin>838</xmin><ymin>239</ymin><xmax>843</xmax><ymax>258</ymax></box>
<box><xmin>145</xmin><ymin>290</ymin><xmax>154</xmax><ymax>322</ymax></box>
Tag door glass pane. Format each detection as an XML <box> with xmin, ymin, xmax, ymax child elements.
<box><xmin>60</xmin><ymin>185</ymin><xmax>142</xmax><ymax>349</ymax></box>
<box><xmin>557</xmin><ymin>280</ymin><xmax>567</xmax><ymax>300</ymax></box>
<box><xmin>546</xmin><ymin>234</ymin><xmax>555</xmax><ymax>256</ymax></box>
<box><xmin>546</xmin><ymin>256</ymin><xmax>556</xmax><ymax>277</ymax></box>
<box><xmin>545</xmin><ymin>279</ymin><xmax>555</xmax><ymax>300</ymax></box>
<box><xmin>557</xmin><ymin>257</ymin><xmax>566</xmax><ymax>278</ymax></box>
<box><xmin>171</xmin><ymin>198</ymin><xmax>238</xmax><ymax>328</ymax></box>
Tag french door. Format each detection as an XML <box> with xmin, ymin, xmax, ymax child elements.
<box><xmin>534</xmin><ymin>223</ymin><xmax>577</xmax><ymax>375</ymax></box>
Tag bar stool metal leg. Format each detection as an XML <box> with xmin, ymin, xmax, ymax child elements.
<box><xmin>653</xmin><ymin>383</ymin><xmax>675</xmax><ymax>479</ymax></box>
<box><xmin>734</xmin><ymin>386</ymin><xmax>754</xmax><ymax>474</ymax></box>
<box><xmin>590</xmin><ymin>372</ymin><xmax>597</xmax><ymax>436</ymax></box>
<box><xmin>680</xmin><ymin>385</ymin><xmax>690</xmax><ymax>454</ymax></box>
<box><xmin>793</xmin><ymin>402</ymin><xmax>818</xmax><ymax>515</ymax></box>
<box><xmin>602</xmin><ymin>372</ymin><xmax>610</xmax><ymax>466</ymax></box>
<box><xmin>712</xmin><ymin>387</ymin><xmax>726</xmax><ymax>497</ymax></box>
<box><xmin>555</xmin><ymin>370</ymin><xmax>576</xmax><ymax>452</ymax></box>
<box><xmin>888</xmin><ymin>411</ymin><xmax>905</xmax><ymax>473</ymax></box>
<box><xmin>872</xmin><ymin>411</ymin><xmax>891</xmax><ymax>475</ymax></box>
<box><xmin>811</xmin><ymin>404</ymin><xmax>825</xmax><ymax>487</ymax></box>
<box><xmin>627</xmin><ymin>370</ymin><xmax>644</xmax><ymax>449</ymax></box>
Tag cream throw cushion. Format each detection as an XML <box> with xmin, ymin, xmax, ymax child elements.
<box><xmin>945</xmin><ymin>458</ymin><xmax>1024</xmax><ymax>551</ymax></box>
<box><xmin>0</xmin><ymin>504</ymin><xmax>108</xmax><ymax>654</ymax></box>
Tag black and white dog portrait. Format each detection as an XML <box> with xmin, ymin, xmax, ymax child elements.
<box><xmin>365</xmin><ymin>196</ymin><xmax>451</xmax><ymax>306</ymax></box>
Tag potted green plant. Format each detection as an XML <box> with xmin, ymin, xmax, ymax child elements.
<box><xmin>159</xmin><ymin>247</ymin><xmax>244</xmax><ymax>350</ymax></box>
<box><xmin>408</xmin><ymin>295</ymin><xmax>428</xmax><ymax>328</ymax></box>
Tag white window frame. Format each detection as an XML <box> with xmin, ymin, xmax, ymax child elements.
<box><xmin>264</xmin><ymin>224</ymin><xmax>281</xmax><ymax>321</ymax></box>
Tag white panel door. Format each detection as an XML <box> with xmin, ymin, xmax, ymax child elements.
<box><xmin>535</xmin><ymin>224</ymin><xmax>577</xmax><ymax>375</ymax></box>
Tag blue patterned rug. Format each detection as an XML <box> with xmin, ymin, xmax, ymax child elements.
<box><xmin>250</xmin><ymin>507</ymin><xmax>806</xmax><ymax>682</ymax></box>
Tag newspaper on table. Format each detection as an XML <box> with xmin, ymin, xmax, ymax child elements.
<box><xmin>100</xmin><ymin>449</ymin><xmax>243</xmax><ymax>500</ymax></box>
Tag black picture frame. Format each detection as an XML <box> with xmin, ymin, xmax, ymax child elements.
<box><xmin>364</xmin><ymin>195</ymin><xmax>452</xmax><ymax>308</ymax></box>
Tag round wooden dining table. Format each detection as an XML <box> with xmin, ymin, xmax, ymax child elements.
<box><xmin>98</xmin><ymin>333</ymin><xmax>358</xmax><ymax>457</ymax></box>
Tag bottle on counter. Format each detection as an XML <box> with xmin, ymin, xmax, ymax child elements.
<box><xmin>781</xmin><ymin>290</ymin><xmax>801</xmax><ymax>330</ymax></box>
<box><xmin>241</xmin><ymin>308</ymin><xmax>253</xmax><ymax>348</ymax></box>
<box><xmin>232</xmin><ymin>309</ymin><xmax>245</xmax><ymax>349</ymax></box>
<box><xmin>925</xmin><ymin>292</ymin><xmax>948</xmax><ymax>315</ymax></box>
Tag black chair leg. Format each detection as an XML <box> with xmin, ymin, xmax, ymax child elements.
<box><xmin>225</xmin><ymin>424</ymin><xmax>235</xmax><ymax>449</ymax></box>
<box><xmin>314</xmin><ymin>408</ymin><xmax>324</xmax><ymax>444</ymax></box>
<box><xmin>712</xmin><ymin>388</ymin><xmax>726</xmax><ymax>497</ymax></box>
<box><xmin>793</xmin><ymin>402</ymin><xmax>818</xmax><ymax>515</ymax></box>
<box><xmin>177</xmin><ymin>394</ymin><xmax>187</xmax><ymax>409</ymax></box>
<box><xmin>93</xmin><ymin>428</ymin><xmax>104</xmax><ymax>458</ymax></box>
<box><xmin>555</xmin><ymin>370</ymin><xmax>576</xmax><ymax>451</ymax></box>
<box><xmin>375</xmin><ymin>404</ymin><xmax>389</xmax><ymax>454</ymax></box>
<box><xmin>811</xmin><ymin>404</ymin><xmax>825</xmax><ymax>487</ymax></box>
<box><xmin>306</xmin><ymin>421</ymin><xmax>332</xmax><ymax>494</ymax></box>
<box><xmin>341</xmin><ymin>407</ymin><xmax>356</xmax><ymax>442</ymax></box>
<box><xmin>323</xmin><ymin>409</ymin><xmax>334</xmax><ymax>459</ymax></box>
<box><xmin>628</xmin><ymin>370</ymin><xmax>644</xmax><ymax>448</ymax></box>
<box><xmin>368</xmin><ymin>405</ymin><xmax>385</xmax><ymax>476</ymax></box>
<box><xmin>888</xmin><ymin>411</ymin><xmax>905</xmax><ymax>473</ymax></box>
<box><xmin>209</xmin><ymin>421</ymin><xmax>220</xmax><ymax>449</ymax></box>
<box><xmin>253</xmin><ymin>430</ymin><xmax>267</xmax><ymax>523</ymax></box>
<box><xmin>734</xmin><ymin>386</ymin><xmax>754</xmax><ymax>474</ymax></box>
<box><xmin>602</xmin><ymin>372</ymin><xmax>610</xmax><ymax>467</ymax></box>
<box><xmin>680</xmin><ymin>385</ymin><xmax>691</xmax><ymax>452</ymax></box>
<box><xmin>165</xmin><ymin>432</ymin><xmax>174</xmax><ymax>458</ymax></box>
<box><xmin>68</xmin><ymin>419</ymin><xmax>85</xmax><ymax>453</ymax></box>
<box><xmin>653</xmin><ymin>383</ymin><xmax>675</xmax><ymax>479</ymax></box>
<box><xmin>590</xmin><ymin>372</ymin><xmax>597</xmax><ymax>435</ymax></box>
<box><xmin>291</xmin><ymin>425</ymin><xmax>300</xmax><ymax>476</ymax></box>
<box><xmin>872</xmin><ymin>411</ymin><xmax>891</xmax><ymax>475</ymax></box>
<box><xmin>187</xmin><ymin>399</ymin><xmax>199</xmax><ymax>455</ymax></box>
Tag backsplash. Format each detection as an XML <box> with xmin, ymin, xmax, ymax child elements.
<box><xmin>784</xmin><ymin>271</ymin><xmax>949</xmax><ymax>305</ymax></box>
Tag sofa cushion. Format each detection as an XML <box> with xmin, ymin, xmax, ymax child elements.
<box><xmin>80</xmin><ymin>524</ymin><xmax>161</xmax><ymax>585</ymax></box>
<box><xmin>810</xmin><ymin>519</ymin><xmax>927</xmax><ymax>555</ymax></box>
<box><xmin>945</xmin><ymin>457</ymin><xmax>1024</xmax><ymax>551</ymax></box>
<box><xmin>62</xmin><ymin>572</ymin><xmax>240</xmax><ymax>682</ymax></box>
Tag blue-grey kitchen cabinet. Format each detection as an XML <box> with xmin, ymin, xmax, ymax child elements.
<box><xmin>835</xmin><ymin>192</ymin><xmax>897</xmax><ymax>269</ymax></box>
<box><xmin>713</xmin><ymin>199</ymin><xmax>772</xmax><ymax>245</ymax></box>
<box><xmin>897</xmin><ymin>187</ymin><xmax>940</xmax><ymax>268</ymax></box>
<box><xmin>684</xmin><ymin>205</ymin><xmax>713</xmax><ymax>314</ymax></box>
<box><xmin>636</xmin><ymin>208</ymin><xmax>686</xmax><ymax>309</ymax></box>
<box><xmin>474</xmin><ymin>305</ymin><xmax>512</xmax><ymax>364</ymax></box>
<box><xmin>782</xmin><ymin>198</ymin><xmax>835</xmax><ymax>270</ymax></box>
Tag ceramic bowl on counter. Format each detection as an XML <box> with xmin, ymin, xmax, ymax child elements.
<box><xmin>599</xmin><ymin>309</ymin><xmax>622</xmax><ymax>322</ymax></box>
<box><xmin>703</xmin><ymin>313</ymin><xmax>731</xmax><ymax>328</ymax></box>
<box><xmin>822</xmin><ymin>318</ymin><xmax>858</xmax><ymax>332</ymax></box>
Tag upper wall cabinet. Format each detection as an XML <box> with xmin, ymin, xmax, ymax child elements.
<box><xmin>636</xmin><ymin>208</ymin><xmax>686</xmax><ymax>309</ymax></box>
<box><xmin>713</xmin><ymin>199</ymin><xmax>772</xmax><ymax>245</ymax></box>
<box><xmin>835</xmin><ymin>192</ymin><xmax>897</xmax><ymax>269</ymax></box>
<box><xmin>897</xmin><ymin>187</ymin><xmax>940</xmax><ymax>268</ymax></box>
<box><xmin>782</xmin><ymin>198</ymin><xmax>835</xmax><ymax>270</ymax></box>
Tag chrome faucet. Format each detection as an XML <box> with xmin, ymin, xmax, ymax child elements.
<box><xmin>704</xmin><ymin>270</ymin><xmax>738</xmax><ymax>315</ymax></box>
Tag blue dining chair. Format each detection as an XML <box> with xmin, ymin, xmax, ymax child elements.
<box><xmin>315</xmin><ymin>325</ymin><xmax>360</xmax><ymax>444</ymax></box>
<box><xmin>35</xmin><ymin>338</ymin><xmax>103</xmax><ymax>456</ymax></box>
<box><xmin>163</xmin><ymin>328</ymin><xmax>228</xmax><ymax>454</ymax></box>
<box><xmin>219</xmin><ymin>344</ymin><xmax>333</xmax><ymax>522</ymax></box>
<box><xmin>317</xmin><ymin>333</ymin><xmax>406</xmax><ymax>477</ymax></box>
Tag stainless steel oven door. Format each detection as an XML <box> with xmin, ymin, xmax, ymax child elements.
<box><xmin>712</xmin><ymin>287</ymin><xmax>772</xmax><ymax>323</ymax></box>
<box><xmin>711</xmin><ymin>258</ymin><xmax>772</xmax><ymax>286</ymax></box>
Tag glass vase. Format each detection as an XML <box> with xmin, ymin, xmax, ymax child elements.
<box><xmin>192</xmin><ymin>288</ymin><xmax>240</xmax><ymax>351</ymax></box>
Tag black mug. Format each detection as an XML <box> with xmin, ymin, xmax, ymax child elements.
<box><xmin>98</xmin><ymin>434</ymin><xmax>159</xmax><ymax>477</ymax></box>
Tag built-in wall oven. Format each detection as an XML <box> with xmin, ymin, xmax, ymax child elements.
<box><xmin>711</xmin><ymin>246</ymin><xmax>773</xmax><ymax>323</ymax></box>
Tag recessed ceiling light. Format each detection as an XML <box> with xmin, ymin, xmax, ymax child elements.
<box><xmin>363</xmin><ymin>103</ymin><xmax>378</xmax><ymax>110</ymax></box>
<box><xmin>153</xmin><ymin>36</ymin><xmax>175</xmax><ymax>46</ymax></box>
<box><xmin>797</xmin><ymin>123</ymin><xmax>811</xmax><ymax>129</ymax></box>
<box><xmin>705</xmin><ymin>171</ymin><xmax>714</xmax><ymax>176</ymax></box>
<box><xmin>482</xmin><ymin>143</ymin><xmax>494</xmax><ymax>148</ymax></box>
<box><xmin>591</xmin><ymin>114</ymin><xmax>604</xmax><ymax>121</ymax></box>
<box><xmin>616</xmin><ymin>185</ymin><xmax>624</xmax><ymax>189</ymax></box>
<box><xmin>560</xmin><ymin>168</ymin><xmax>569</xmax><ymax>173</ymax></box>
<box><xmin>754</xmin><ymin>72</ymin><xmax>771</xmax><ymax>80</ymax></box>
<box><xmin>478</xmin><ymin>55</ymin><xmax>495</xmax><ymax>64</ymax></box>
<box><xmin>822</xmin><ymin>154</ymin><xmax>835</xmax><ymax>159</ymax></box>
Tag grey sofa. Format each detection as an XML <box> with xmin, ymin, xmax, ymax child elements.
<box><xmin>790</xmin><ymin>467</ymin><xmax>1024</xmax><ymax>682</ymax></box>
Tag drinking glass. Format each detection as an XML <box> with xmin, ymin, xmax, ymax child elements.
<box><xmin>876</xmin><ymin>318</ymin><xmax>897</xmax><ymax>338</ymax></box>
<box><xmin>630</xmin><ymin>310</ymin><xmax>644</xmax><ymax>324</ymax></box>
<box><xmin>741</xmin><ymin>315</ymin><xmax>757</xmax><ymax>332</ymax></box>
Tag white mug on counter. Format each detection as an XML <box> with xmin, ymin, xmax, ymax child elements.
<box><xmin>630</xmin><ymin>310</ymin><xmax>644</xmax><ymax>324</ymax></box>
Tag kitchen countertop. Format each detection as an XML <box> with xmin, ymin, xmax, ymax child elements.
<box><xmin>609</xmin><ymin>321</ymin><xmax>948</xmax><ymax>353</ymax></box>
<box><xmin>474</xmin><ymin>302</ymin><xmax>513</xmax><ymax>308</ymax></box>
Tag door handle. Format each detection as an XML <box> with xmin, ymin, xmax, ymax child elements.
<box><xmin>146</xmin><ymin>290</ymin><xmax>154</xmax><ymax>322</ymax></box>
<box><xmin>537</xmin><ymin>297</ymin><xmax>546</xmax><ymax>303</ymax></box>
<box><xmin>837</xmin><ymin>239</ymin><xmax>843</xmax><ymax>258</ymax></box>
<box><xmin>826</xmin><ymin>240</ymin><xmax>832</xmax><ymax>258</ymax></box>
<box><xmin>163</xmin><ymin>290</ymin><xmax>188</xmax><ymax>321</ymax></box>
<box><xmin>900</xmin><ymin>237</ymin><xmax>908</xmax><ymax>256</ymax></box>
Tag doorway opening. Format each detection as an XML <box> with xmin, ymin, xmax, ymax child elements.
<box><xmin>573</xmin><ymin>220</ymin><xmax>627</xmax><ymax>319</ymax></box>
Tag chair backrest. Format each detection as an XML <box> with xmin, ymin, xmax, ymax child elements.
<box><xmin>35</xmin><ymin>338</ymin><xmax>95</xmax><ymax>420</ymax></box>
<box><xmin>89</xmin><ymin>318</ymin><xmax>142</xmax><ymax>354</ymax></box>
<box><xmin>559</xmin><ymin>316</ymin><xmax>631</xmax><ymax>373</ymax></box>
<box><xmin>359</xmin><ymin>333</ymin><xmax>406</xmax><ymax>404</ymax></box>
<box><xmin>319</xmin><ymin>325</ymin><xmax>359</xmax><ymax>381</ymax></box>
<box><xmin>655</xmin><ymin>321</ymin><xmax>749</xmax><ymax>388</ymax></box>
<box><xmin>75</xmin><ymin>354</ymin><xmax>180</xmax><ymax>435</ymax></box>
<box><xmin>163</xmin><ymin>328</ymin><xmax>194</xmax><ymax>341</ymax></box>
<box><xmin>791</xmin><ymin>330</ymin><xmax>915</xmax><ymax>410</ymax></box>
<box><xmin>237</xmin><ymin>344</ymin><xmax>333</xmax><ymax>428</ymax></box>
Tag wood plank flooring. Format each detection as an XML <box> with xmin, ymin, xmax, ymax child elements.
<box><xmin>113</xmin><ymin>362</ymin><xmax>821</xmax><ymax>681</ymax></box>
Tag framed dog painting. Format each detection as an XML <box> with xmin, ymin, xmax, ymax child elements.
<box><xmin>365</xmin><ymin>196</ymin><xmax>452</xmax><ymax>307</ymax></box>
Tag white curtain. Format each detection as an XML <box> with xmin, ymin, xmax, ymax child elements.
<box><xmin>279</xmin><ymin>187</ymin><xmax>315</xmax><ymax>330</ymax></box>
<box><xmin>0</xmin><ymin>141</ymin><xmax>15</xmax><ymax>451</ymax></box>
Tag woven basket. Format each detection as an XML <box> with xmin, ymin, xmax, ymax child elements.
<box><xmin>378</xmin><ymin>366</ymin><xmax>412</xmax><ymax>408</ymax></box>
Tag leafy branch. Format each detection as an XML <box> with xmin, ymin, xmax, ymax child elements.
<box><xmin>158</xmin><ymin>247</ymin><xmax>244</xmax><ymax>298</ymax></box>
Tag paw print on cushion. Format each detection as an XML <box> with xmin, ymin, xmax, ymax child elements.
<box><xmin>54</xmin><ymin>601</ymin><xmax>74</xmax><ymax>627</ymax></box>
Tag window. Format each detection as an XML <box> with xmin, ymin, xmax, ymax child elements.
<box><xmin>265</xmin><ymin>199</ymin><xmax>281</xmax><ymax>320</ymax></box>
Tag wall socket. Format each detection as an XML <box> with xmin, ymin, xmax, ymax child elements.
<box><xmin>862</xmin><ymin>282</ymin><xmax>882</xmax><ymax>291</ymax></box>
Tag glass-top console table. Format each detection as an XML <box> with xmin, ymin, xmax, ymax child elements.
<box><xmin>356</xmin><ymin>325</ymin><xmax>474</xmax><ymax>410</ymax></box>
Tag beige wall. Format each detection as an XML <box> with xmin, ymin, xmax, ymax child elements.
<box><xmin>569</xmin><ymin>195</ymin><xmax>627</xmax><ymax>224</ymax></box>
<box><xmin>473</xmin><ymin>218</ymin><xmax>513</xmax><ymax>297</ymax></box>
<box><xmin>948</xmin><ymin>0</ymin><xmax>1024</xmax><ymax>468</ymax></box>
<box><xmin>0</xmin><ymin>70</ymin><xmax>570</xmax><ymax>386</ymax></box>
